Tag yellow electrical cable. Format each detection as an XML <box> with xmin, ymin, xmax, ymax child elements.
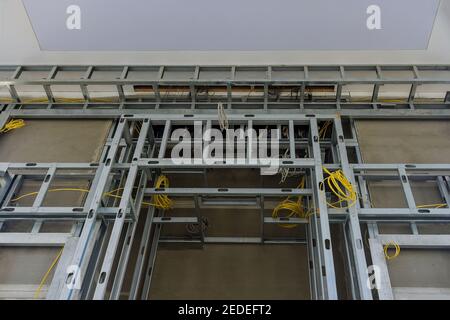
<box><xmin>417</xmin><ymin>203</ymin><xmax>447</xmax><ymax>208</ymax></box>
<box><xmin>368</xmin><ymin>197</ymin><xmax>447</xmax><ymax>210</ymax></box>
<box><xmin>349</xmin><ymin>98</ymin><xmax>444</xmax><ymax>103</ymax></box>
<box><xmin>273</xmin><ymin>121</ymin><xmax>332</xmax><ymax>227</ymax></box>
<box><xmin>30</xmin><ymin>177</ymin><xmax>170</xmax><ymax>298</ymax></box>
<box><xmin>1</xmin><ymin>96</ymin><xmax>445</xmax><ymax>106</ymax></box>
<box><xmin>22</xmin><ymin>98</ymin><xmax>49</xmax><ymax>103</ymax></box>
<box><xmin>11</xmin><ymin>188</ymin><xmax>90</xmax><ymax>202</ymax></box>
<box><xmin>10</xmin><ymin>175</ymin><xmax>173</xmax><ymax>210</ymax></box>
<box><xmin>320</xmin><ymin>167</ymin><xmax>357</xmax><ymax>209</ymax></box>
<box><xmin>272</xmin><ymin>176</ymin><xmax>313</xmax><ymax>228</ymax></box>
<box><xmin>316</xmin><ymin>120</ymin><xmax>445</xmax><ymax>211</ymax></box>
<box><xmin>150</xmin><ymin>175</ymin><xmax>173</xmax><ymax>209</ymax></box>
<box><xmin>0</xmin><ymin>97</ymin><xmax>119</xmax><ymax>105</ymax></box>
<box><xmin>34</xmin><ymin>247</ymin><xmax>64</xmax><ymax>299</ymax></box>
<box><xmin>319</xmin><ymin>121</ymin><xmax>332</xmax><ymax>139</ymax></box>
<box><xmin>0</xmin><ymin>119</ymin><xmax>25</xmax><ymax>133</ymax></box>
<box><xmin>384</xmin><ymin>241</ymin><xmax>401</xmax><ymax>260</ymax></box>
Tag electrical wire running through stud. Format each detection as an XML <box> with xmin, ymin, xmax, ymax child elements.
<box><xmin>11</xmin><ymin>175</ymin><xmax>173</xmax><ymax>210</ymax></box>
<box><xmin>272</xmin><ymin>176</ymin><xmax>313</xmax><ymax>228</ymax></box>
<box><xmin>320</xmin><ymin>167</ymin><xmax>357</xmax><ymax>209</ymax></box>
<box><xmin>150</xmin><ymin>175</ymin><xmax>173</xmax><ymax>210</ymax></box>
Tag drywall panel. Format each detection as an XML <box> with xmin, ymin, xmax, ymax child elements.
<box><xmin>356</xmin><ymin>119</ymin><xmax>450</xmax><ymax>295</ymax></box>
<box><xmin>355</xmin><ymin>119</ymin><xmax>450</xmax><ymax>227</ymax></box>
<box><xmin>0</xmin><ymin>247</ymin><xmax>61</xmax><ymax>285</ymax></box>
<box><xmin>355</xmin><ymin>120</ymin><xmax>450</xmax><ymax>164</ymax></box>
<box><xmin>0</xmin><ymin>246</ymin><xmax>61</xmax><ymax>299</ymax></box>
<box><xmin>149</xmin><ymin>244</ymin><xmax>309</xmax><ymax>299</ymax></box>
<box><xmin>0</xmin><ymin>119</ymin><xmax>111</xmax><ymax>163</ymax></box>
<box><xmin>387</xmin><ymin>249</ymin><xmax>450</xmax><ymax>288</ymax></box>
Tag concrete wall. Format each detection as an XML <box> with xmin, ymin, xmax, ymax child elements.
<box><xmin>1</xmin><ymin>0</ymin><xmax>450</xmax><ymax>65</ymax></box>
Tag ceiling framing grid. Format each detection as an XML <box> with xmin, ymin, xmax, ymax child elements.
<box><xmin>1</xmin><ymin>65</ymin><xmax>450</xmax><ymax>300</ymax></box>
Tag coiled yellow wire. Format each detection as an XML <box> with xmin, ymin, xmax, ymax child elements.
<box><xmin>0</xmin><ymin>119</ymin><xmax>25</xmax><ymax>133</ymax></box>
<box><xmin>150</xmin><ymin>175</ymin><xmax>173</xmax><ymax>209</ymax></box>
<box><xmin>273</xmin><ymin>121</ymin><xmax>333</xmax><ymax>227</ymax></box>
<box><xmin>384</xmin><ymin>241</ymin><xmax>401</xmax><ymax>260</ymax></box>
<box><xmin>272</xmin><ymin>176</ymin><xmax>313</xmax><ymax>228</ymax></box>
<box><xmin>320</xmin><ymin>167</ymin><xmax>357</xmax><ymax>209</ymax></box>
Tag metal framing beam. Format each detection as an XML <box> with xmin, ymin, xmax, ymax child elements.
<box><xmin>0</xmin><ymin>64</ymin><xmax>450</xmax><ymax>113</ymax></box>
<box><xmin>1</xmin><ymin>65</ymin><xmax>450</xmax><ymax>301</ymax></box>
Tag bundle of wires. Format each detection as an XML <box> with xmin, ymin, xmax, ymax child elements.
<box><xmin>278</xmin><ymin>149</ymin><xmax>302</xmax><ymax>183</ymax></box>
<box><xmin>0</xmin><ymin>119</ymin><xmax>25</xmax><ymax>134</ymax></box>
<box><xmin>319</xmin><ymin>120</ymin><xmax>332</xmax><ymax>139</ymax></box>
<box><xmin>272</xmin><ymin>176</ymin><xmax>312</xmax><ymax>228</ymax></box>
<box><xmin>320</xmin><ymin>167</ymin><xmax>357</xmax><ymax>209</ymax></box>
<box><xmin>149</xmin><ymin>175</ymin><xmax>173</xmax><ymax>209</ymax></box>
<box><xmin>273</xmin><ymin>121</ymin><xmax>335</xmax><ymax>224</ymax></box>
<box><xmin>217</xmin><ymin>102</ymin><xmax>229</xmax><ymax>131</ymax></box>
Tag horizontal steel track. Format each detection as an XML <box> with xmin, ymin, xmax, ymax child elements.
<box><xmin>0</xmin><ymin>64</ymin><xmax>449</xmax><ymax>115</ymax></box>
<box><xmin>1</xmin><ymin>66</ymin><xmax>450</xmax><ymax>300</ymax></box>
